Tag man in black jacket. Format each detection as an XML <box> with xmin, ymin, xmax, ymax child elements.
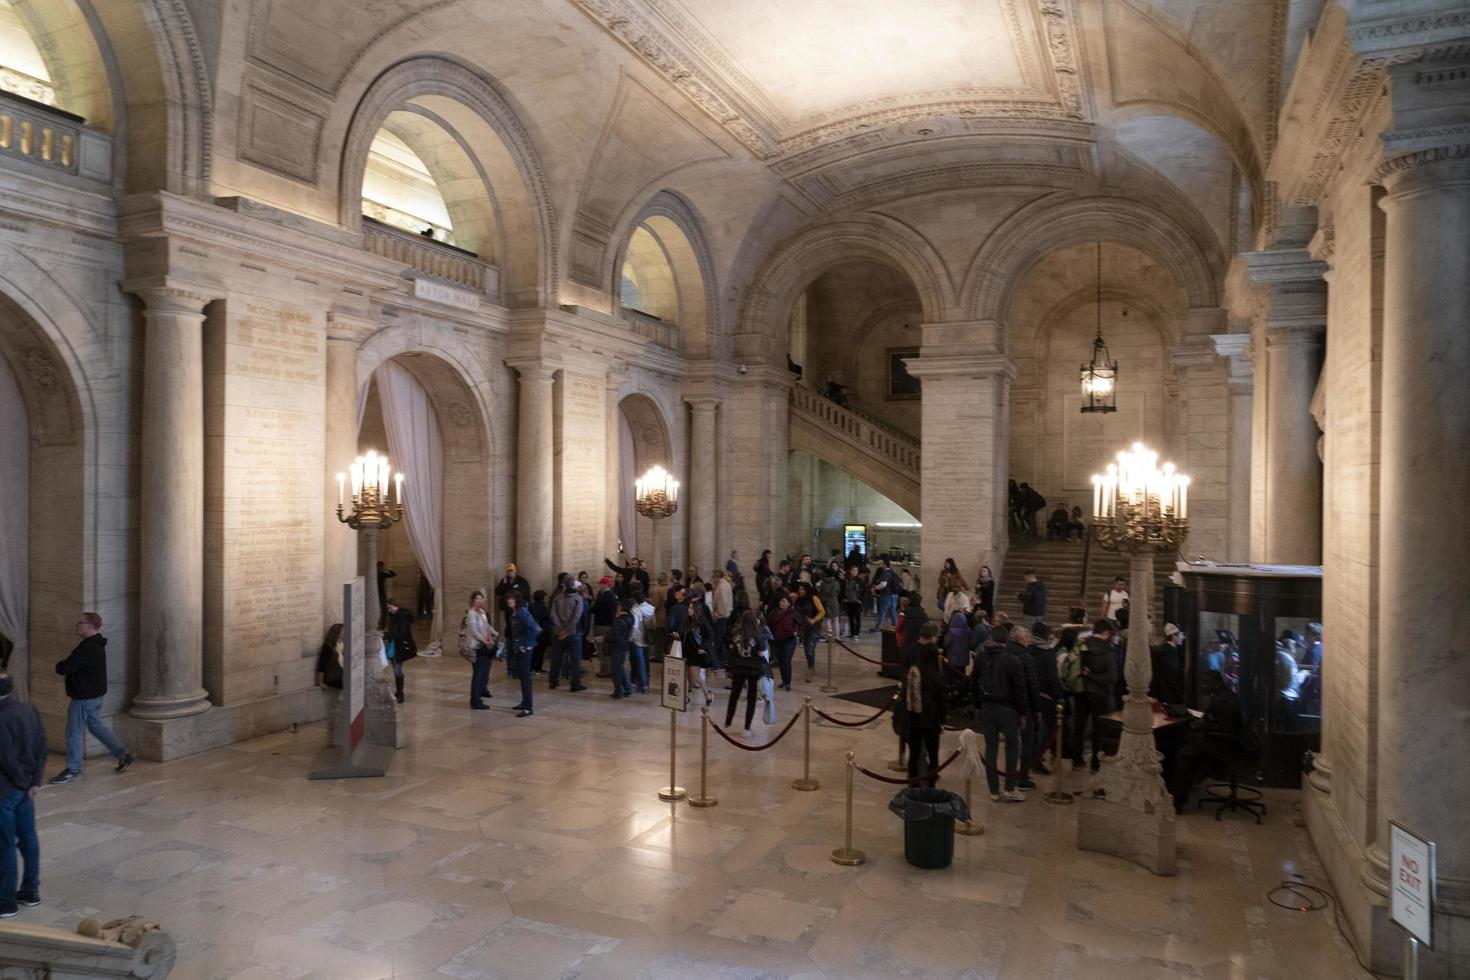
<box><xmin>48</xmin><ymin>612</ymin><xmax>131</xmax><ymax>785</ymax></box>
<box><xmin>493</xmin><ymin>563</ymin><xmax>531</xmax><ymax>629</ymax></box>
<box><xmin>1009</xmin><ymin>626</ymin><xmax>1044</xmax><ymax>789</ymax></box>
<box><xmin>0</xmin><ymin>672</ymin><xmax>45</xmax><ymax>915</ymax></box>
<box><xmin>1027</xmin><ymin>622</ymin><xmax>1062</xmax><ymax>777</ymax></box>
<box><xmin>975</xmin><ymin>624</ymin><xmax>1028</xmax><ymax>802</ymax></box>
<box><xmin>1072</xmin><ymin>619</ymin><xmax>1118</xmax><ymax>773</ymax></box>
<box><xmin>1018</xmin><ymin>571</ymin><xmax>1047</xmax><ymax>626</ymax></box>
<box><xmin>604</xmin><ymin>556</ymin><xmax>650</xmax><ymax>599</ymax></box>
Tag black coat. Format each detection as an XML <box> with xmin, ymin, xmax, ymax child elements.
<box><xmin>1029</xmin><ymin>642</ymin><xmax>1062</xmax><ymax>703</ymax></box>
<box><xmin>493</xmin><ymin>575</ymin><xmax>530</xmax><ymax>611</ymax></box>
<box><xmin>315</xmin><ymin>642</ymin><xmax>343</xmax><ymax>689</ymax></box>
<box><xmin>1011</xmin><ymin>640</ymin><xmax>1043</xmax><ymax>713</ymax></box>
<box><xmin>386</xmin><ymin>608</ymin><xmax>418</xmax><ymax>662</ymax></box>
<box><xmin>56</xmin><ymin>634</ymin><xmax>108</xmax><ymax>700</ymax></box>
<box><xmin>1019</xmin><ymin>580</ymin><xmax>1047</xmax><ymax>617</ymax></box>
<box><xmin>0</xmin><ymin>697</ymin><xmax>47</xmax><ymax>793</ymax></box>
<box><xmin>1080</xmin><ymin>634</ymin><xmax>1116</xmax><ymax>697</ymax></box>
<box><xmin>1150</xmin><ymin>642</ymin><xmax>1186</xmax><ymax>704</ymax></box>
<box><xmin>898</xmin><ymin>652</ymin><xmax>947</xmax><ymax>733</ymax></box>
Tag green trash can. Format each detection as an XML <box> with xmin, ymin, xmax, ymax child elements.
<box><xmin>889</xmin><ymin>787</ymin><xmax>970</xmax><ymax>869</ymax></box>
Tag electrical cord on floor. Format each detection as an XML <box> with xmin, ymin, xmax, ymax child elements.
<box><xmin>1267</xmin><ymin>873</ymin><xmax>1389</xmax><ymax>978</ymax></box>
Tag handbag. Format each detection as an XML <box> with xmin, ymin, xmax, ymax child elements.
<box><xmin>759</xmin><ymin>675</ymin><xmax>776</xmax><ymax>725</ymax></box>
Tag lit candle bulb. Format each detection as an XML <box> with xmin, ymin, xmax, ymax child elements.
<box><xmin>1092</xmin><ymin>474</ymin><xmax>1102</xmax><ymax>518</ymax></box>
<box><xmin>395</xmin><ymin>472</ymin><xmax>404</xmax><ymax>505</ymax></box>
<box><xmin>336</xmin><ymin>472</ymin><xmax>345</xmax><ymax>507</ymax></box>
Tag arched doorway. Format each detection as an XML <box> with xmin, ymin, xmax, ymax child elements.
<box><xmin>0</xmin><ymin>288</ymin><xmax>85</xmax><ymax>714</ymax></box>
<box><xmin>358</xmin><ymin>351</ymin><xmax>493</xmax><ymax>646</ymax></box>
<box><xmin>616</xmin><ymin>393</ymin><xmax>676</xmax><ymax>575</ymax></box>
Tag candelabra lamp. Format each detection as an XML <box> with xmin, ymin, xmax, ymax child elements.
<box><xmin>634</xmin><ymin>464</ymin><xmax>679</xmax><ymax>577</ymax></box>
<box><xmin>1078</xmin><ymin>442</ymin><xmax>1189</xmax><ymax>875</ymax></box>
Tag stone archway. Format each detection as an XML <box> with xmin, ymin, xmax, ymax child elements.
<box><xmin>617</xmin><ymin>393</ymin><xmax>677</xmax><ymax>575</ymax></box>
<box><xmin>357</xmin><ymin>350</ymin><xmax>495</xmax><ymax>643</ymax></box>
<box><xmin>0</xmin><ymin>288</ymin><xmax>86</xmax><ymax>714</ymax></box>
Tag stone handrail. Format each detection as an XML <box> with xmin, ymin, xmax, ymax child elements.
<box><xmin>0</xmin><ymin>919</ymin><xmax>175</xmax><ymax>978</ymax></box>
<box><xmin>362</xmin><ymin>219</ymin><xmax>500</xmax><ymax>300</ymax></box>
<box><xmin>0</xmin><ymin>90</ymin><xmax>111</xmax><ymax>186</ymax></box>
<box><xmin>789</xmin><ymin>386</ymin><xmax>920</xmax><ymax>474</ymax></box>
<box><xmin>621</xmin><ymin>308</ymin><xmax>680</xmax><ymax>349</ymax></box>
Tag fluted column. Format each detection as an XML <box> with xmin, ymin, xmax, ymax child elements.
<box><xmin>606</xmin><ymin>373</ymin><xmax>624</xmax><ymax>559</ymax></box>
<box><xmin>133</xmin><ymin>287</ymin><xmax>212</xmax><ymax>720</ymax></box>
<box><xmin>1376</xmin><ymin>146</ymin><xmax>1470</xmax><ymax>970</ymax></box>
<box><xmin>512</xmin><ymin>363</ymin><xmax>555</xmax><ymax>590</ymax></box>
<box><xmin>686</xmin><ymin>397</ymin><xmax>718</xmax><ymax>576</ymax></box>
<box><xmin>1212</xmin><ymin>333</ymin><xmax>1254</xmax><ymax>563</ymax></box>
<box><xmin>1245</xmin><ymin>249</ymin><xmax>1327</xmax><ymax>564</ymax></box>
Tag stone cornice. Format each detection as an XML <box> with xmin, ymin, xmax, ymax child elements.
<box><xmin>1347</xmin><ymin>5</ymin><xmax>1470</xmax><ymax>61</ymax></box>
<box><xmin>904</xmin><ymin>352</ymin><xmax>1018</xmax><ymax>381</ymax></box>
<box><xmin>1373</xmin><ymin>141</ymin><xmax>1470</xmax><ymax>183</ymax></box>
<box><xmin>1169</xmin><ymin>338</ymin><xmax>1221</xmax><ymax>374</ymax></box>
<box><xmin>1243</xmin><ymin>247</ymin><xmax>1328</xmax><ymax>286</ymax></box>
<box><xmin>1210</xmin><ymin>332</ymin><xmax>1252</xmax><ymax>361</ymax></box>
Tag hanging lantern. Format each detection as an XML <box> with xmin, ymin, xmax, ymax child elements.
<box><xmin>1080</xmin><ymin>242</ymin><xmax>1118</xmax><ymax>414</ymax></box>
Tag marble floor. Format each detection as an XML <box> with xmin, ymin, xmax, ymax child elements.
<box><xmin>26</xmin><ymin>638</ymin><xmax>1370</xmax><ymax>979</ymax></box>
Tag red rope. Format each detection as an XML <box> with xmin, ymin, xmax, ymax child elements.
<box><xmin>855</xmin><ymin>749</ymin><xmax>962</xmax><ymax>785</ymax></box>
<box><xmin>832</xmin><ymin>637</ymin><xmax>884</xmax><ymax>665</ymax></box>
<box><xmin>812</xmin><ymin>695</ymin><xmax>897</xmax><ymax>727</ymax></box>
<box><xmin>706</xmin><ymin>708</ymin><xmax>801</xmax><ymax>752</ymax></box>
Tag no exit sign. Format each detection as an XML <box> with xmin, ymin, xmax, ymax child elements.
<box><xmin>1390</xmin><ymin>821</ymin><xmax>1436</xmax><ymax>948</ymax></box>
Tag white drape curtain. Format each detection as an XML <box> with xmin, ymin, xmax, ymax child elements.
<box><xmin>0</xmin><ymin>358</ymin><xmax>28</xmax><ymax>697</ymax></box>
<box><xmin>376</xmin><ymin>361</ymin><xmax>445</xmax><ymax>647</ymax></box>
<box><xmin>619</xmin><ymin>410</ymin><xmax>637</xmax><ymax>557</ymax></box>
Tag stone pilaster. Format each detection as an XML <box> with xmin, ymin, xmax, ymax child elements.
<box><xmin>323</xmin><ymin>313</ymin><xmax>366</xmax><ymax>622</ymax></box>
<box><xmin>1168</xmin><ymin>336</ymin><xmax>1230</xmax><ymax>562</ymax></box>
<box><xmin>509</xmin><ymin>361</ymin><xmax>555</xmax><ymax>591</ymax></box>
<box><xmin>685</xmin><ymin>396</ymin><xmax>719</xmax><ymax>577</ymax></box>
<box><xmin>1373</xmin><ymin>141</ymin><xmax>1470</xmax><ymax>975</ymax></box>
<box><xmin>1244</xmin><ymin>248</ymin><xmax>1327</xmax><ymax>564</ymax></box>
<box><xmin>605</xmin><ymin>370</ymin><xmax>625</xmax><ymax>561</ymax></box>
<box><xmin>907</xmin><ymin>327</ymin><xmax>1014</xmax><ymax>588</ymax></box>
<box><xmin>132</xmin><ymin>285</ymin><xmax>213</xmax><ymax>723</ymax></box>
<box><xmin>1210</xmin><ymin>333</ymin><xmax>1254</xmax><ymax>563</ymax></box>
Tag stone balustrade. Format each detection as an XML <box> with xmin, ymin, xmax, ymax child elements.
<box><xmin>362</xmin><ymin>219</ymin><xmax>500</xmax><ymax>301</ymax></box>
<box><xmin>621</xmin><ymin>308</ymin><xmax>680</xmax><ymax>349</ymax></box>
<box><xmin>0</xmin><ymin>90</ymin><xmax>110</xmax><ymax>186</ymax></box>
<box><xmin>0</xmin><ymin>918</ymin><xmax>175</xmax><ymax>978</ymax></box>
<box><xmin>788</xmin><ymin>386</ymin><xmax>921</xmax><ymax>516</ymax></box>
<box><xmin>790</xmin><ymin>386</ymin><xmax>920</xmax><ymax>473</ymax></box>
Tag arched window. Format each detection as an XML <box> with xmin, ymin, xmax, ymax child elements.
<box><xmin>361</xmin><ymin>119</ymin><xmax>457</xmax><ymax>245</ymax></box>
<box><xmin>619</xmin><ymin>223</ymin><xmax>678</xmax><ymax>322</ymax></box>
<box><xmin>0</xmin><ymin>0</ymin><xmax>56</xmax><ymax>106</ymax></box>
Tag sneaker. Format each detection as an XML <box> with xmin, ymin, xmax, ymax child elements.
<box><xmin>115</xmin><ymin>753</ymin><xmax>134</xmax><ymax>774</ymax></box>
<box><xmin>511</xmin><ymin>703</ymin><xmax>529</xmax><ymax>712</ymax></box>
<box><xmin>16</xmin><ymin>891</ymin><xmax>39</xmax><ymax>907</ymax></box>
<box><xmin>470</xmin><ymin>703</ymin><xmax>490</xmax><ymax>710</ymax></box>
<box><xmin>1015</xmin><ymin>779</ymin><xmax>1036</xmax><ymax>791</ymax></box>
<box><xmin>570</xmin><ymin>685</ymin><xmax>586</xmax><ymax>693</ymax></box>
<box><xmin>1001</xmin><ymin>791</ymin><xmax>1026</xmax><ymax>803</ymax></box>
<box><xmin>47</xmin><ymin>769</ymin><xmax>79</xmax><ymax>785</ymax></box>
<box><xmin>989</xmin><ymin>793</ymin><xmax>1002</xmax><ymax>802</ymax></box>
<box><xmin>516</xmin><ymin>709</ymin><xmax>533</xmax><ymax>718</ymax></box>
<box><xmin>0</xmin><ymin>903</ymin><xmax>15</xmax><ymax>919</ymax></box>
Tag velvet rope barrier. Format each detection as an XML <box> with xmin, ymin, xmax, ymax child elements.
<box><xmin>831</xmin><ymin>637</ymin><xmax>884</xmax><ymax>665</ymax></box>
<box><xmin>936</xmin><ymin>721</ymin><xmax>1062</xmax><ymax>781</ymax></box>
<box><xmin>854</xmin><ymin>748</ymin><xmax>962</xmax><ymax>785</ymax></box>
<box><xmin>706</xmin><ymin>708</ymin><xmax>802</xmax><ymax>752</ymax></box>
<box><xmin>811</xmin><ymin>693</ymin><xmax>898</xmax><ymax>727</ymax></box>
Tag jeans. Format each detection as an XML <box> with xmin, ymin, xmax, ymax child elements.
<box><xmin>772</xmin><ymin>637</ymin><xmax>797</xmax><ymax>687</ymax></box>
<box><xmin>610</xmin><ymin>646</ymin><xmax>631</xmax><ymax>697</ymax></box>
<box><xmin>906</xmin><ymin>728</ymin><xmax>941</xmax><ymax>787</ymax></box>
<box><xmin>802</xmin><ymin>626</ymin><xmax>821</xmax><ymax>670</ymax></box>
<box><xmin>845</xmin><ymin>602</ymin><xmax>862</xmax><ymax>637</ymax></box>
<box><xmin>0</xmin><ymin>789</ymin><xmax>39</xmax><ymax>903</ymax></box>
<box><xmin>470</xmin><ymin>651</ymin><xmax>494</xmax><ymax>707</ymax></box>
<box><xmin>65</xmin><ymin>697</ymin><xmax>126</xmax><ymax>772</ymax></box>
<box><xmin>508</xmin><ymin>649</ymin><xmax>533</xmax><ymax>710</ymax></box>
<box><xmin>1071</xmin><ymin>689</ymin><xmax>1111</xmax><ymax>765</ymax></box>
<box><xmin>980</xmin><ymin>702</ymin><xmax>1020</xmax><ymax>795</ymax></box>
<box><xmin>1025</xmin><ymin>704</ymin><xmax>1055</xmax><ymax>774</ymax></box>
<box><xmin>874</xmin><ymin>593</ymin><xmax>899</xmax><ymax>630</ymax></box>
<box><xmin>630</xmin><ymin>645</ymin><xmax>649</xmax><ymax>692</ymax></box>
<box><xmin>726</xmin><ymin>675</ymin><xmax>759</xmax><ymax>728</ymax></box>
<box><xmin>550</xmin><ymin>634</ymin><xmax>583</xmax><ymax>687</ymax></box>
<box><xmin>711</xmin><ymin>618</ymin><xmax>728</xmax><ymax>670</ymax></box>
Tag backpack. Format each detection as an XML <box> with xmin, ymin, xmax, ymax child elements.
<box><xmin>976</xmin><ymin>650</ymin><xmax>1012</xmax><ymax>703</ymax></box>
<box><xmin>458</xmin><ymin>615</ymin><xmax>475</xmax><ymax>663</ymax></box>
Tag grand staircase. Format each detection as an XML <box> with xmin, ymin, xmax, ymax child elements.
<box><xmin>994</xmin><ymin>533</ymin><xmax>1178</xmax><ymax>629</ymax></box>
<box><xmin>788</xmin><ymin>386</ymin><xmax>921</xmax><ymax>517</ymax></box>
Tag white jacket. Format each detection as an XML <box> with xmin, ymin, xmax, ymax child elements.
<box><xmin>630</xmin><ymin>600</ymin><xmax>655</xmax><ymax>647</ymax></box>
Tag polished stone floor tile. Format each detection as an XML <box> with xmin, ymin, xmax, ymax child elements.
<box><xmin>28</xmin><ymin>641</ymin><xmax>1371</xmax><ymax>979</ymax></box>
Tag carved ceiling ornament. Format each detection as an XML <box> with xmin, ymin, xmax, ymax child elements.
<box><xmin>573</xmin><ymin>0</ymin><xmax>1092</xmax><ymax>161</ymax></box>
<box><xmin>23</xmin><ymin>347</ymin><xmax>58</xmax><ymax>393</ymax></box>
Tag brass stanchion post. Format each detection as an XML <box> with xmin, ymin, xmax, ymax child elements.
<box><xmin>689</xmin><ymin>706</ymin><xmax>718</xmax><ymax>808</ymax></box>
<box><xmin>658</xmin><ymin>709</ymin><xmax>686</xmax><ymax>802</ymax></box>
<box><xmin>830</xmin><ymin>751</ymin><xmax>865</xmax><ymax>866</ymax></box>
<box><xmin>957</xmin><ymin>776</ymin><xmax>985</xmax><ymax>835</ymax></box>
<box><xmin>886</xmin><ymin>736</ymin><xmax>906</xmax><ymax>773</ymax></box>
<box><xmin>820</xmin><ymin>634</ymin><xmax>837</xmax><ymax>693</ymax></box>
<box><xmin>792</xmin><ymin>698</ymin><xmax>820</xmax><ymax>791</ymax></box>
<box><xmin>1043</xmin><ymin>700</ymin><xmax>1074</xmax><ymax>806</ymax></box>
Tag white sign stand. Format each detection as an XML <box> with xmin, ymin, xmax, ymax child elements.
<box><xmin>309</xmin><ymin>578</ymin><xmax>391</xmax><ymax>779</ymax></box>
<box><xmin>1389</xmin><ymin>820</ymin><xmax>1436</xmax><ymax>980</ymax></box>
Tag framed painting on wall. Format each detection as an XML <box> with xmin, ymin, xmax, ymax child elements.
<box><xmin>887</xmin><ymin>347</ymin><xmax>921</xmax><ymax>400</ymax></box>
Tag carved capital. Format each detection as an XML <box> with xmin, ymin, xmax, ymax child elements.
<box><xmin>1374</xmin><ymin>141</ymin><xmax>1470</xmax><ymax>191</ymax></box>
<box><xmin>133</xmin><ymin>285</ymin><xmax>212</xmax><ymax>317</ymax></box>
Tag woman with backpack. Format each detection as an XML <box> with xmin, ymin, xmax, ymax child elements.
<box><xmin>679</xmin><ymin>588</ymin><xmax>717</xmax><ymax>707</ymax></box>
<box><xmin>383</xmin><ymin>598</ymin><xmax>417</xmax><ymax>704</ymax></box>
<box><xmin>896</xmin><ymin>623</ymin><xmax>946</xmax><ymax>786</ymax></box>
<box><xmin>607</xmin><ymin>599</ymin><xmax>635</xmax><ymax>700</ymax></box>
<box><xmin>725</xmin><ymin>609</ymin><xmax>771</xmax><ymax>732</ymax></box>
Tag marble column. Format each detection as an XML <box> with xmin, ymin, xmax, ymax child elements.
<box><xmin>322</xmin><ymin>319</ymin><xmax>361</xmax><ymax>620</ymax></box>
<box><xmin>686</xmin><ymin>397</ymin><xmax>718</xmax><ymax>577</ymax></box>
<box><xmin>605</xmin><ymin>375</ymin><xmax>624</xmax><ymax>560</ymax></box>
<box><xmin>1245</xmin><ymin>250</ymin><xmax>1327</xmax><ymax>564</ymax></box>
<box><xmin>1375</xmin><ymin>146</ymin><xmax>1470</xmax><ymax>972</ymax></box>
<box><xmin>513</xmin><ymin>363</ymin><xmax>555</xmax><ymax>590</ymax></box>
<box><xmin>133</xmin><ymin>287</ymin><xmax>212</xmax><ymax>720</ymax></box>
